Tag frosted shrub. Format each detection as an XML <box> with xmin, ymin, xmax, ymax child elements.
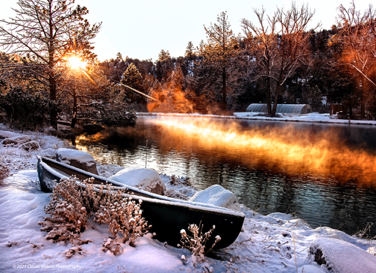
<box><xmin>0</xmin><ymin>161</ymin><xmax>9</xmax><ymax>185</ymax></box>
<box><xmin>94</xmin><ymin>187</ymin><xmax>151</xmax><ymax>247</ymax></box>
<box><xmin>39</xmin><ymin>176</ymin><xmax>92</xmax><ymax>244</ymax></box>
<box><xmin>39</xmin><ymin>175</ymin><xmax>151</xmax><ymax>254</ymax></box>
<box><xmin>178</xmin><ymin>223</ymin><xmax>221</xmax><ymax>265</ymax></box>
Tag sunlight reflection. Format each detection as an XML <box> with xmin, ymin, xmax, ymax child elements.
<box><xmin>150</xmin><ymin>118</ymin><xmax>376</xmax><ymax>184</ymax></box>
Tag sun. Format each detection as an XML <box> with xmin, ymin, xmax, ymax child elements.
<box><xmin>67</xmin><ymin>56</ymin><xmax>86</xmax><ymax>70</ymax></box>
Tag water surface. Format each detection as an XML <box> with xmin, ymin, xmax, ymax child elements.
<box><xmin>75</xmin><ymin>116</ymin><xmax>376</xmax><ymax>236</ymax></box>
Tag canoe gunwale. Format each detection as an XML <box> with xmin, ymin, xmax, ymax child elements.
<box><xmin>37</xmin><ymin>156</ymin><xmax>245</xmax><ymax>218</ymax></box>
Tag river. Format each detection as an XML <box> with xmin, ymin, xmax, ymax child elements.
<box><xmin>74</xmin><ymin>116</ymin><xmax>376</xmax><ymax>237</ymax></box>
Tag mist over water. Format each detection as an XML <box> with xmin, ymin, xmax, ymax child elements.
<box><xmin>75</xmin><ymin>116</ymin><xmax>376</xmax><ymax>236</ymax></box>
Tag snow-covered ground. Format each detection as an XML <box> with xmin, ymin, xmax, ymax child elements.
<box><xmin>1</xmin><ymin>117</ymin><xmax>376</xmax><ymax>273</ymax></box>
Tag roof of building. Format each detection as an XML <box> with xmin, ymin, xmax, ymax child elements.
<box><xmin>246</xmin><ymin>103</ymin><xmax>311</xmax><ymax>115</ymax></box>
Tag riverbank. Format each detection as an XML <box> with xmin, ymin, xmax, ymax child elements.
<box><xmin>137</xmin><ymin>112</ymin><xmax>376</xmax><ymax>126</ymax></box>
<box><xmin>1</xmin><ymin>124</ymin><xmax>376</xmax><ymax>272</ymax></box>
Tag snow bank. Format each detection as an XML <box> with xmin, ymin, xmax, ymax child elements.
<box><xmin>2</xmin><ymin>135</ymin><xmax>32</xmax><ymax>146</ymax></box>
<box><xmin>309</xmin><ymin>238</ymin><xmax>376</xmax><ymax>273</ymax></box>
<box><xmin>55</xmin><ymin>148</ymin><xmax>98</xmax><ymax>175</ymax></box>
<box><xmin>0</xmin><ymin>130</ymin><xmax>22</xmax><ymax>139</ymax></box>
<box><xmin>188</xmin><ymin>184</ymin><xmax>241</xmax><ymax>211</ymax></box>
<box><xmin>110</xmin><ymin>168</ymin><xmax>166</xmax><ymax>195</ymax></box>
<box><xmin>39</xmin><ymin>148</ymin><xmax>56</xmax><ymax>158</ymax></box>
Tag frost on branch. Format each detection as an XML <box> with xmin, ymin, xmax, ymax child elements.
<box><xmin>101</xmin><ymin>238</ymin><xmax>123</xmax><ymax>256</ymax></box>
<box><xmin>94</xmin><ymin>186</ymin><xmax>152</xmax><ymax>247</ymax></box>
<box><xmin>178</xmin><ymin>223</ymin><xmax>221</xmax><ymax>266</ymax></box>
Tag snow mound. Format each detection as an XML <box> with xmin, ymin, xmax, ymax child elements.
<box><xmin>0</xmin><ymin>130</ymin><xmax>21</xmax><ymax>139</ymax></box>
<box><xmin>55</xmin><ymin>148</ymin><xmax>98</xmax><ymax>174</ymax></box>
<box><xmin>188</xmin><ymin>184</ymin><xmax>241</xmax><ymax>211</ymax></box>
<box><xmin>309</xmin><ymin>238</ymin><xmax>376</xmax><ymax>273</ymax></box>
<box><xmin>39</xmin><ymin>148</ymin><xmax>56</xmax><ymax>158</ymax></box>
<box><xmin>110</xmin><ymin>168</ymin><xmax>166</xmax><ymax>195</ymax></box>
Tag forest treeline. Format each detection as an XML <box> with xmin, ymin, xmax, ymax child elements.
<box><xmin>0</xmin><ymin>0</ymin><xmax>375</xmax><ymax>132</ymax></box>
<box><xmin>100</xmin><ymin>2</ymin><xmax>376</xmax><ymax>119</ymax></box>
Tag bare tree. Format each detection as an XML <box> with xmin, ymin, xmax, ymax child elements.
<box><xmin>0</xmin><ymin>0</ymin><xmax>101</xmax><ymax>127</ymax></box>
<box><xmin>203</xmin><ymin>11</ymin><xmax>238</xmax><ymax>111</ymax></box>
<box><xmin>242</xmin><ymin>8</ymin><xmax>278</xmax><ymax>115</ymax></box>
<box><xmin>242</xmin><ymin>3</ymin><xmax>320</xmax><ymax>117</ymax></box>
<box><xmin>335</xmin><ymin>0</ymin><xmax>376</xmax><ymax>119</ymax></box>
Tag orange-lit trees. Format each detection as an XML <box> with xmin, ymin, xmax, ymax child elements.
<box><xmin>334</xmin><ymin>1</ymin><xmax>376</xmax><ymax>119</ymax></box>
<box><xmin>149</xmin><ymin>65</ymin><xmax>194</xmax><ymax>113</ymax></box>
<box><xmin>242</xmin><ymin>3</ymin><xmax>319</xmax><ymax>117</ymax></box>
<box><xmin>0</xmin><ymin>0</ymin><xmax>101</xmax><ymax>128</ymax></box>
<box><xmin>202</xmin><ymin>11</ymin><xmax>238</xmax><ymax>111</ymax></box>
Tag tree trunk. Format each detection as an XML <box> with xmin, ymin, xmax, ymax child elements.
<box><xmin>271</xmin><ymin>82</ymin><xmax>281</xmax><ymax>117</ymax></box>
<box><xmin>348</xmin><ymin>101</ymin><xmax>353</xmax><ymax>119</ymax></box>
<box><xmin>71</xmin><ymin>86</ymin><xmax>77</xmax><ymax>128</ymax></box>
<box><xmin>48</xmin><ymin>2</ymin><xmax>57</xmax><ymax>129</ymax></box>
<box><xmin>49</xmin><ymin>75</ymin><xmax>57</xmax><ymax>129</ymax></box>
<box><xmin>360</xmin><ymin>76</ymin><xmax>366</xmax><ymax>119</ymax></box>
<box><xmin>222</xmin><ymin>67</ymin><xmax>227</xmax><ymax>111</ymax></box>
<box><xmin>266</xmin><ymin>76</ymin><xmax>271</xmax><ymax>116</ymax></box>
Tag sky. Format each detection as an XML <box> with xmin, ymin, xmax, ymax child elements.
<box><xmin>0</xmin><ymin>0</ymin><xmax>373</xmax><ymax>62</ymax></box>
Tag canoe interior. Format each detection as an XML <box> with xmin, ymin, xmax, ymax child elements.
<box><xmin>37</xmin><ymin>156</ymin><xmax>245</xmax><ymax>248</ymax></box>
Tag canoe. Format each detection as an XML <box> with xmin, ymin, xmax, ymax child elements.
<box><xmin>37</xmin><ymin>156</ymin><xmax>245</xmax><ymax>248</ymax></box>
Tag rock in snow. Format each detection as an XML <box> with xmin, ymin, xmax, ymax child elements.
<box><xmin>110</xmin><ymin>168</ymin><xmax>166</xmax><ymax>195</ymax></box>
<box><xmin>188</xmin><ymin>184</ymin><xmax>241</xmax><ymax>211</ymax></box>
<box><xmin>55</xmin><ymin>148</ymin><xmax>98</xmax><ymax>174</ymax></box>
<box><xmin>309</xmin><ymin>238</ymin><xmax>376</xmax><ymax>273</ymax></box>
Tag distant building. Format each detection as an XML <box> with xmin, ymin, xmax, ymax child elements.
<box><xmin>246</xmin><ymin>103</ymin><xmax>312</xmax><ymax>115</ymax></box>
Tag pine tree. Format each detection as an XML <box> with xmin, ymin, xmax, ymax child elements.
<box><xmin>121</xmin><ymin>63</ymin><xmax>145</xmax><ymax>105</ymax></box>
<box><xmin>158</xmin><ymin>49</ymin><xmax>171</xmax><ymax>62</ymax></box>
<box><xmin>116</xmin><ymin>52</ymin><xmax>123</xmax><ymax>62</ymax></box>
<box><xmin>185</xmin><ymin>42</ymin><xmax>195</xmax><ymax>58</ymax></box>
<box><xmin>203</xmin><ymin>11</ymin><xmax>238</xmax><ymax>111</ymax></box>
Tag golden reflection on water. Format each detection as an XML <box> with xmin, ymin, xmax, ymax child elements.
<box><xmin>74</xmin><ymin>118</ymin><xmax>376</xmax><ymax>185</ymax></box>
<box><xmin>148</xmin><ymin>118</ymin><xmax>376</xmax><ymax>184</ymax></box>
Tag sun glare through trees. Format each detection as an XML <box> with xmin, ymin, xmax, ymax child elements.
<box><xmin>66</xmin><ymin>56</ymin><xmax>87</xmax><ymax>70</ymax></box>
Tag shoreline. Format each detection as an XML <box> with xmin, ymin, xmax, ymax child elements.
<box><xmin>136</xmin><ymin>112</ymin><xmax>376</xmax><ymax>126</ymax></box>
